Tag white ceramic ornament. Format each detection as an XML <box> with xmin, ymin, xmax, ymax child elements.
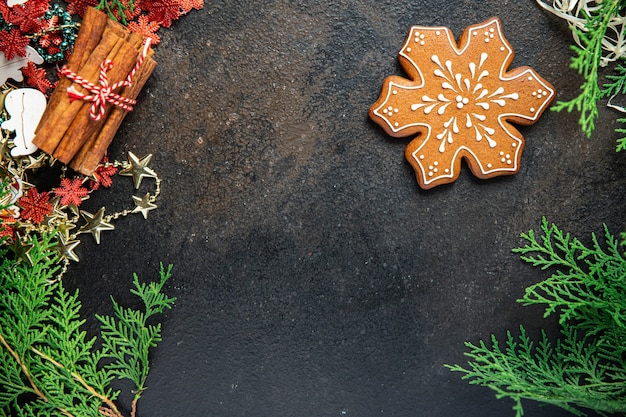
<box><xmin>0</xmin><ymin>46</ymin><xmax>44</xmax><ymax>86</ymax></box>
<box><xmin>2</xmin><ymin>88</ymin><xmax>47</xmax><ymax>157</ymax></box>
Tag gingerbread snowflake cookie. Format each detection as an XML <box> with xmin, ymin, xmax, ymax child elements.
<box><xmin>369</xmin><ymin>17</ymin><xmax>555</xmax><ymax>189</ymax></box>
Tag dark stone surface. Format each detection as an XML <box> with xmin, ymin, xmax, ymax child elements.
<box><xmin>65</xmin><ymin>1</ymin><xmax>626</xmax><ymax>416</ymax></box>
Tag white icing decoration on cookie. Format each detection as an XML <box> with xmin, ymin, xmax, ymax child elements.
<box><xmin>407</xmin><ymin>51</ymin><xmax>519</xmax><ymax>153</ymax></box>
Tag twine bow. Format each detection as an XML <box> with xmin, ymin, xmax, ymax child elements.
<box><xmin>61</xmin><ymin>39</ymin><xmax>151</xmax><ymax>122</ymax></box>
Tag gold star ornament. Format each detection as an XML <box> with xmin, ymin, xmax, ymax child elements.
<box><xmin>8</xmin><ymin>234</ymin><xmax>34</xmax><ymax>266</ymax></box>
<box><xmin>56</xmin><ymin>233</ymin><xmax>80</xmax><ymax>262</ymax></box>
<box><xmin>79</xmin><ymin>207</ymin><xmax>115</xmax><ymax>244</ymax></box>
<box><xmin>119</xmin><ymin>152</ymin><xmax>157</xmax><ymax>189</ymax></box>
<box><xmin>132</xmin><ymin>193</ymin><xmax>158</xmax><ymax>219</ymax></box>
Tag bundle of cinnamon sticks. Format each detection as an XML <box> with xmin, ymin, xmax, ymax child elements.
<box><xmin>33</xmin><ymin>7</ymin><xmax>157</xmax><ymax>176</ymax></box>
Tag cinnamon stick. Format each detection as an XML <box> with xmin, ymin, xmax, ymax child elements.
<box><xmin>70</xmin><ymin>55</ymin><xmax>156</xmax><ymax>175</ymax></box>
<box><xmin>105</xmin><ymin>13</ymin><xmax>132</xmax><ymax>41</ymax></box>
<box><xmin>52</xmin><ymin>39</ymin><xmax>139</xmax><ymax>163</ymax></box>
<box><xmin>33</xmin><ymin>25</ymin><xmax>124</xmax><ymax>155</ymax></box>
<box><xmin>33</xmin><ymin>6</ymin><xmax>157</xmax><ymax>172</ymax></box>
<box><xmin>36</xmin><ymin>7</ymin><xmax>109</xmax><ymax>133</ymax></box>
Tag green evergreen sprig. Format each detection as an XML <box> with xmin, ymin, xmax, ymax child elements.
<box><xmin>95</xmin><ymin>0</ymin><xmax>136</xmax><ymax>25</ymax></box>
<box><xmin>538</xmin><ymin>0</ymin><xmax>626</xmax><ymax>149</ymax></box>
<box><xmin>551</xmin><ymin>0</ymin><xmax>621</xmax><ymax>138</ymax></box>
<box><xmin>447</xmin><ymin>218</ymin><xmax>626</xmax><ymax>417</ymax></box>
<box><xmin>0</xmin><ymin>227</ymin><xmax>175</xmax><ymax>417</ymax></box>
<box><xmin>96</xmin><ymin>265</ymin><xmax>176</xmax><ymax>413</ymax></box>
<box><xmin>602</xmin><ymin>64</ymin><xmax>626</xmax><ymax>151</ymax></box>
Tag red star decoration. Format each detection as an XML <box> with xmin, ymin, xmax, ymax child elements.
<box><xmin>21</xmin><ymin>61</ymin><xmax>53</xmax><ymax>94</ymax></box>
<box><xmin>65</xmin><ymin>0</ymin><xmax>98</xmax><ymax>17</ymax></box>
<box><xmin>53</xmin><ymin>178</ymin><xmax>90</xmax><ymax>207</ymax></box>
<box><xmin>0</xmin><ymin>217</ymin><xmax>16</xmax><ymax>241</ymax></box>
<box><xmin>144</xmin><ymin>0</ymin><xmax>181</xmax><ymax>27</ymax></box>
<box><xmin>180</xmin><ymin>0</ymin><xmax>203</xmax><ymax>13</ymax></box>
<box><xmin>18</xmin><ymin>188</ymin><xmax>53</xmax><ymax>224</ymax></box>
<box><xmin>89</xmin><ymin>157</ymin><xmax>118</xmax><ymax>191</ymax></box>
<box><xmin>5</xmin><ymin>1</ymin><xmax>47</xmax><ymax>34</ymax></box>
<box><xmin>0</xmin><ymin>28</ymin><xmax>30</xmax><ymax>61</ymax></box>
<box><xmin>128</xmin><ymin>15</ymin><xmax>161</xmax><ymax>45</ymax></box>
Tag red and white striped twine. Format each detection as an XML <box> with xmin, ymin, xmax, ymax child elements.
<box><xmin>61</xmin><ymin>38</ymin><xmax>152</xmax><ymax>121</ymax></box>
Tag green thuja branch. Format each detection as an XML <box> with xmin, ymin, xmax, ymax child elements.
<box><xmin>615</xmin><ymin>117</ymin><xmax>626</xmax><ymax>151</ymax></box>
<box><xmin>96</xmin><ymin>264</ymin><xmax>175</xmax><ymax>415</ymax></box>
<box><xmin>448</xmin><ymin>218</ymin><xmax>626</xmax><ymax>417</ymax></box>
<box><xmin>95</xmin><ymin>0</ymin><xmax>136</xmax><ymax>25</ymax></box>
<box><xmin>551</xmin><ymin>0</ymin><xmax>621</xmax><ymax>138</ymax></box>
<box><xmin>517</xmin><ymin>219</ymin><xmax>626</xmax><ymax>335</ymax></box>
<box><xmin>0</xmin><ymin>226</ymin><xmax>175</xmax><ymax>417</ymax></box>
<box><xmin>538</xmin><ymin>0</ymin><xmax>626</xmax><ymax>149</ymax></box>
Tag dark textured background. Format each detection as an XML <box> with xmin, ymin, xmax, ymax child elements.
<box><xmin>65</xmin><ymin>1</ymin><xmax>626</xmax><ymax>416</ymax></box>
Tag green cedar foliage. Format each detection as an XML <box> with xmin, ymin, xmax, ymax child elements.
<box><xmin>95</xmin><ymin>0</ymin><xmax>136</xmax><ymax>25</ymax></box>
<box><xmin>0</xmin><ymin>228</ymin><xmax>175</xmax><ymax>417</ymax></box>
<box><xmin>447</xmin><ymin>218</ymin><xmax>626</xmax><ymax>417</ymax></box>
<box><xmin>542</xmin><ymin>0</ymin><xmax>626</xmax><ymax>150</ymax></box>
<box><xmin>550</xmin><ymin>0</ymin><xmax>622</xmax><ymax>139</ymax></box>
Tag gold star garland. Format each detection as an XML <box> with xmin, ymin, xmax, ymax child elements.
<box><xmin>0</xmin><ymin>144</ymin><xmax>161</xmax><ymax>279</ymax></box>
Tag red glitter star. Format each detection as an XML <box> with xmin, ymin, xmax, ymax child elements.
<box><xmin>18</xmin><ymin>188</ymin><xmax>53</xmax><ymax>224</ymax></box>
<box><xmin>0</xmin><ymin>28</ymin><xmax>29</xmax><ymax>60</ymax></box>
<box><xmin>53</xmin><ymin>178</ymin><xmax>89</xmax><ymax>207</ymax></box>
<box><xmin>21</xmin><ymin>61</ymin><xmax>53</xmax><ymax>94</ymax></box>
<box><xmin>89</xmin><ymin>157</ymin><xmax>118</xmax><ymax>191</ymax></box>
